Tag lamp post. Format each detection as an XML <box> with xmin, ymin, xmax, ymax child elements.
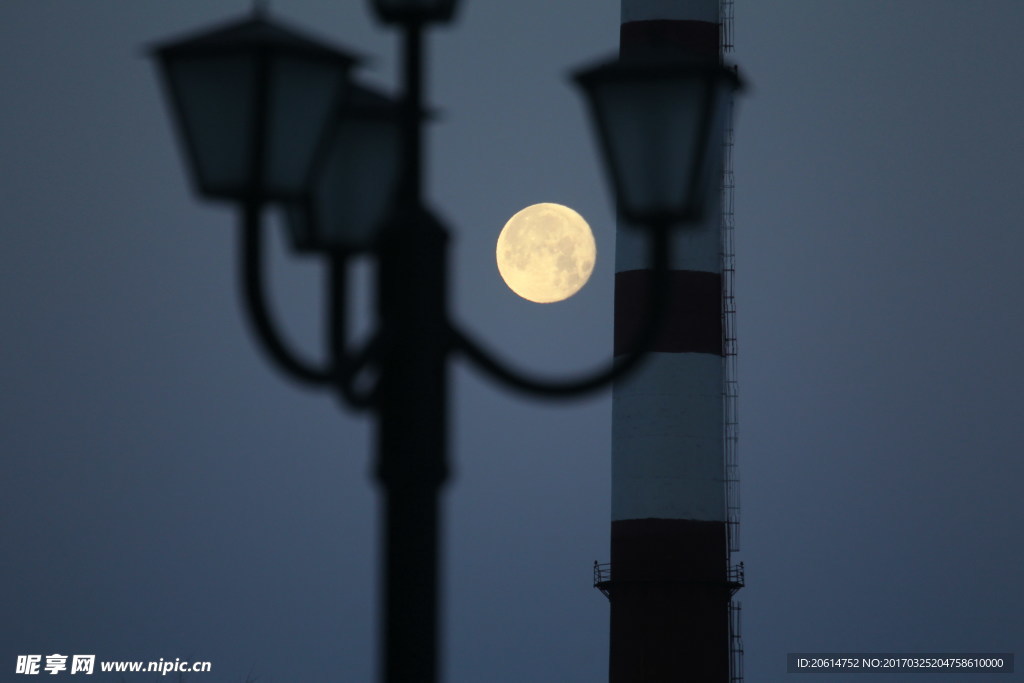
<box><xmin>151</xmin><ymin>3</ymin><xmax>742</xmax><ymax>682</ymax></box>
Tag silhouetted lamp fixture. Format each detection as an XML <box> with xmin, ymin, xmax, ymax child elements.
<box><xmin>575</xmin><ymin>57</ymin><xmax>743</xmax><ymax>228</ymax></box>
<box><xmin>286</xmin><ymin>83</ymin><xmax>405</xmax><ymax>254</ymax></box>
<box><xmin>151</xmin><ymin>7</ymin><xmax>742</xmax><ymax>683</ymax></box>
<box><xmin>370</xmin><ymin>0</ymin><xmax>460</xmax><ymax>25</ymax></box>
<box><xmin>152</xmin><ymin>13</ymin><xmax>359</xmax><ymax>204</ymax></box>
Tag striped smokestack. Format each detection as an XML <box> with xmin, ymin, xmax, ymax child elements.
<box><xmin>602</xmin><ymin>0</ymin><xmax>740</xmax><ymax>681</ymax></box>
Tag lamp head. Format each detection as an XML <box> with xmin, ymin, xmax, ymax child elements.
<box><xmin>287</xmin><ymin>83</ymin><xmax>405</xmax><ymax>254</ymax></box>
<box><xmin>369</xmin><ymin>0</ymin><xmax>459</xmax><ymax>26</ymax></box>
<box><xmin>151</xmin><ymin>13</ymin><xmax>360</xmax><ymax>204</ymax></box>
<box><xmin>574</xmin><ymin>55</ymin><xmax>744</xmax><ymax>228</ymax></box>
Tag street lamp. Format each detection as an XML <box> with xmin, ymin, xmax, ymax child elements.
<box><xmin>151</xmin><ymin>5</ymin><xmax>742</xmax><ymax>683</ymax></box>
<box><xmin>574</xmin><ymin>56</ymin><xmax>742</xmax><ymax>228</ymax></box>
<box><xmin>152</xmin><ymin>9</ymin><xmax>359</xmax><ymax>204</ymax></box>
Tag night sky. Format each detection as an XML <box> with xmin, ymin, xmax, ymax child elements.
<box><xmin>2</xmin><ymin>2</ymin><xmax>1022</xmax><ymax>682</ymax></box>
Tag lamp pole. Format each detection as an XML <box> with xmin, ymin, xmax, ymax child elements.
<box><xmin>371</xmin><ymin>19</ymin><xmax>453</xmax><ymax>680</ymax></box>
<box><xmin>151</xmin><ymin>4</ymin><xmax>742</xmax><ymax>682</ymax></box>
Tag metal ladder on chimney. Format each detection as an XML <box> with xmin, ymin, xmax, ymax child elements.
<box><xmin>720</xmin><ymin>2</ymin><xmax>743</xmax><ymax>682</ymax></box>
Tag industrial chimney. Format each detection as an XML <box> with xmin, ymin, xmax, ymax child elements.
<box><xmin>596</xmin><ymin>0</ymin><xmax>742</xmax><ymax>681</ymax></box>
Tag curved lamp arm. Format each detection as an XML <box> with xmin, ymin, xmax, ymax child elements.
<box><xmin>326</xmin><ymin>251</ymin><xmax>380</xmax><ymax>410</ymax></box>
<box><xmin>240</xmin><ymin>202</ymin><xmax>334</xmax><ymax>386</ymax></box>
<box><xmin>452</xmin><ymin>224</ymin><xmax>671</xmax><ymax>399</ymax></box>
<box><xmin>241</xmin><ymin>205</ymin><xmax>381</xmax><ymax>407</ymax></box>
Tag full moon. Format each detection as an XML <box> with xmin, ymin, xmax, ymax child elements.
<box><xmin>495</xmin><ymin>202</ymin><xmax>597</xmax><ymax>303</ymax></box>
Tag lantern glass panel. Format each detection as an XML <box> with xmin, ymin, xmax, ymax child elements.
<box><xmin>320</xmin><ymin>115</ymin><xmax>401</xmax><ymax>250</ymax></box>
<box><xmin>164</xmin><ymin>54</ymin><xmax>257</xmax><ymax>198</ymax></box>
<box><xmin>591</xmin><ymin>75</ymin><xmax>708</xmax><ymax>221</ymax></box>
<box><xmin>264</xmin><ymin>54</ymin><xmax>349</xmax><ymax>199</ymax></box>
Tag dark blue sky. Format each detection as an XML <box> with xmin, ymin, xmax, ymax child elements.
<box><xmin>1</xmin><ymin>2</ymin><xmax>1022</xmax><ymax>681</ymax></box>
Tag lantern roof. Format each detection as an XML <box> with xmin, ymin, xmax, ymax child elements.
<box><xmin>151</xmin><ymin>12</ymin><xmax>362</xmax><ymax>66</ymax></box>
